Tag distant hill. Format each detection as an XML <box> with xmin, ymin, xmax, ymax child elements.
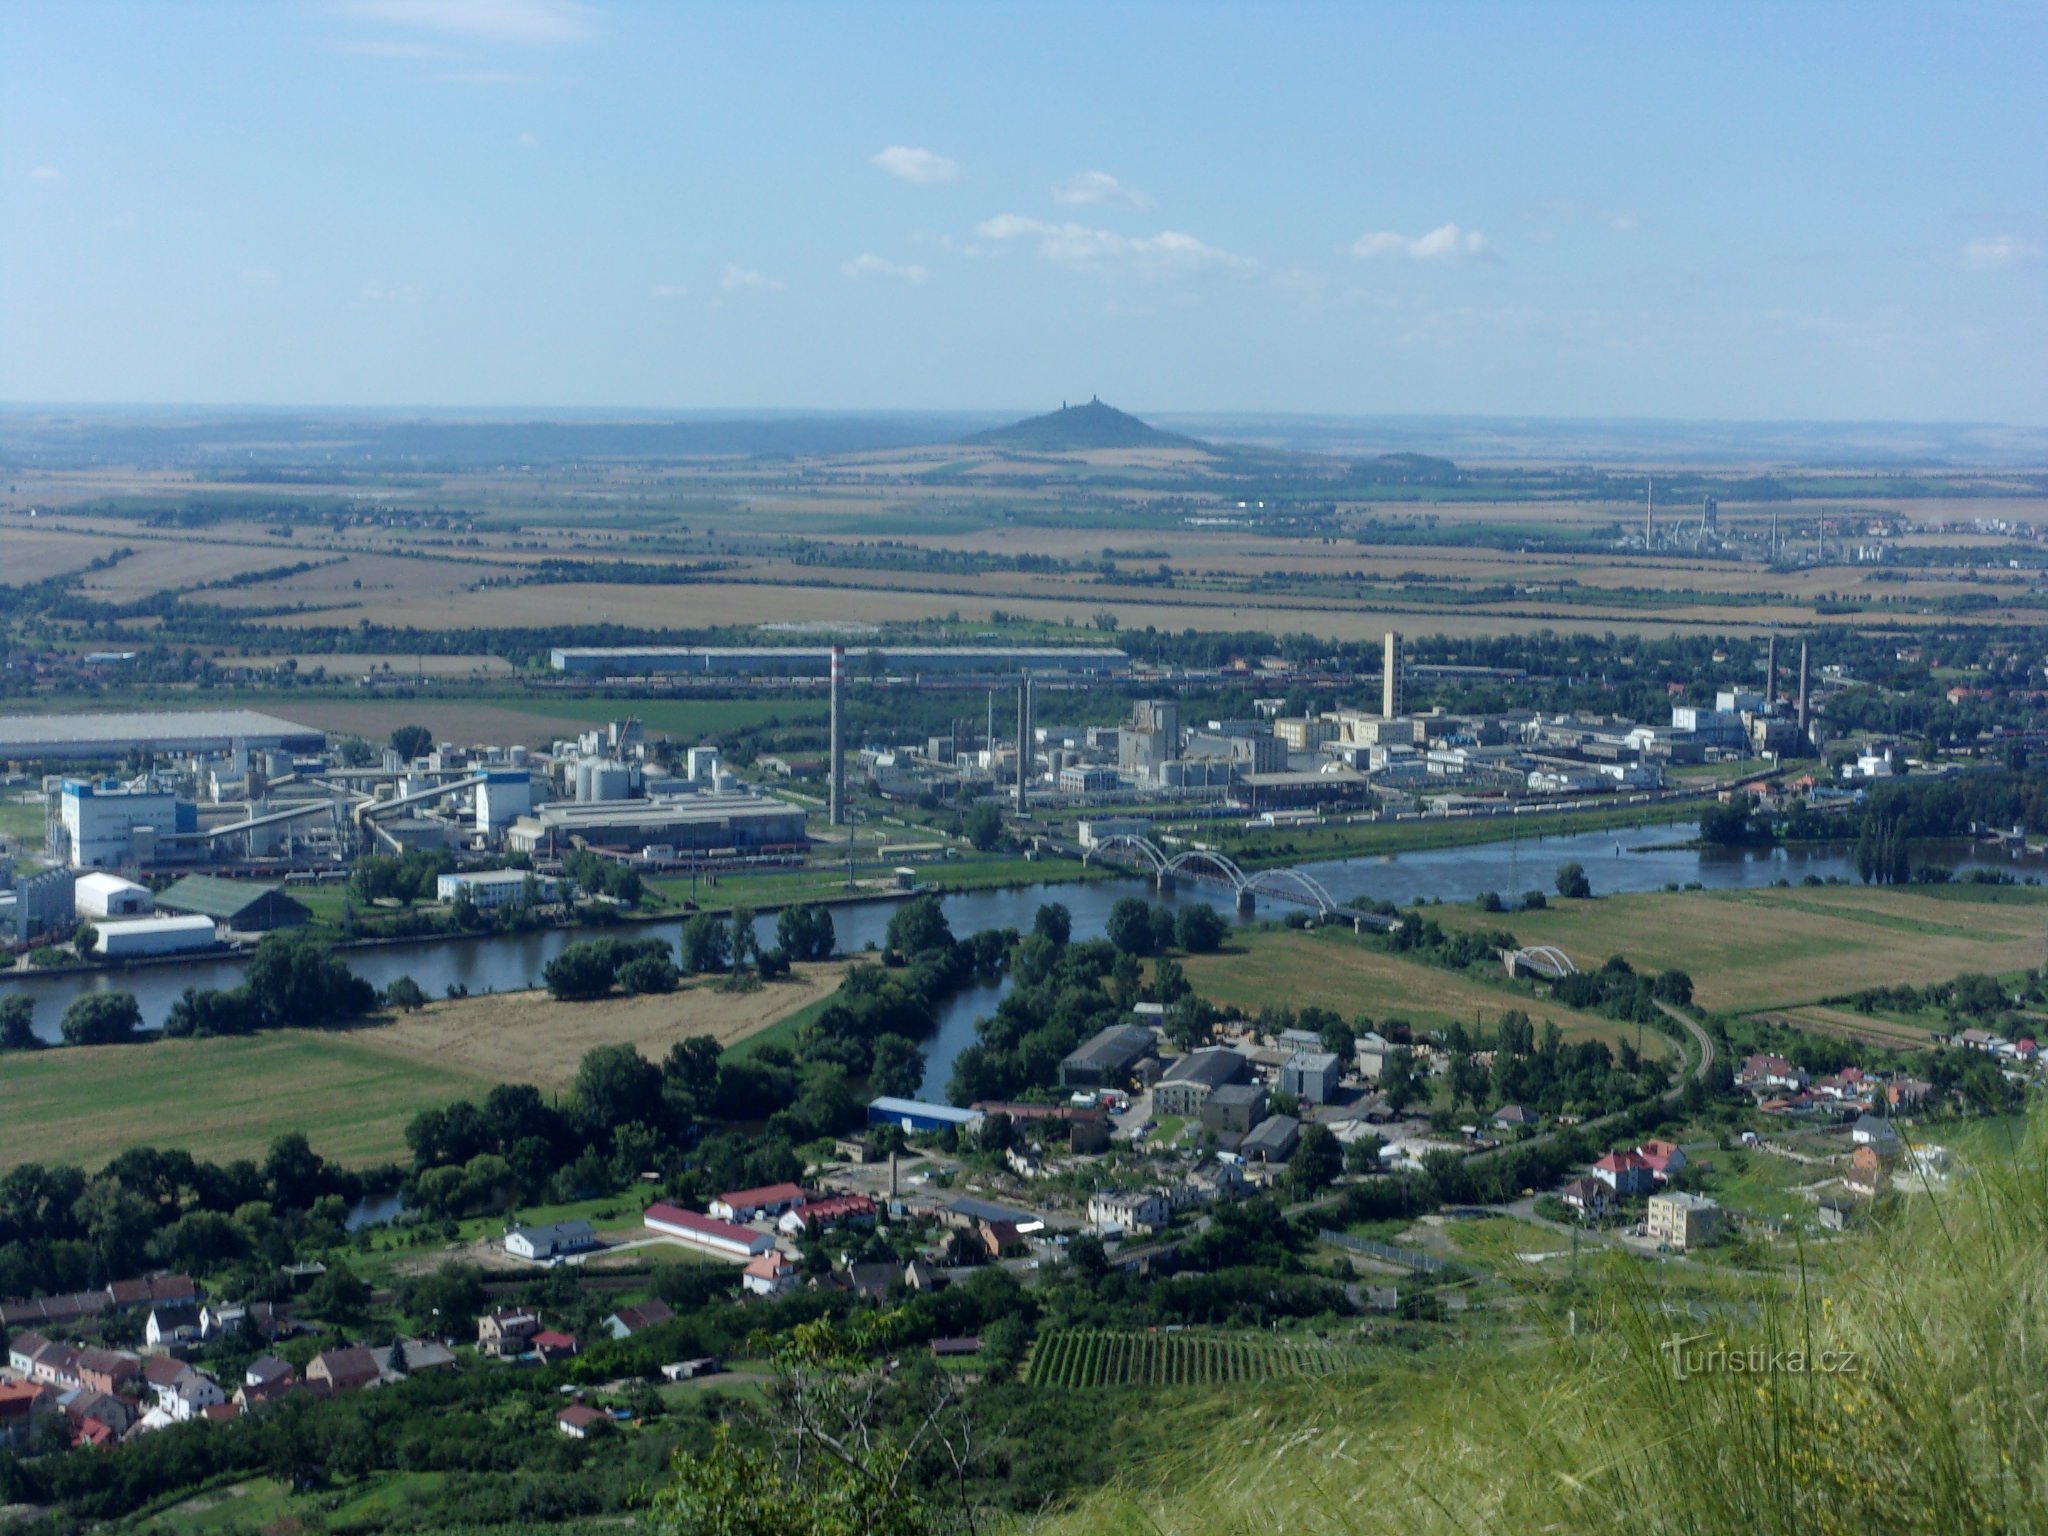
<box><xmin>968</xmin><ymin>398</ymin><xmax>1204</xmax><ymax>453</ymax></box>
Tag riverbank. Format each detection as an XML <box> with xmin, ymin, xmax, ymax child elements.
<box><xmin>1211</xmin><ymin>795</ymin><xmax>1716</xmax><ymax>868</ymax></box>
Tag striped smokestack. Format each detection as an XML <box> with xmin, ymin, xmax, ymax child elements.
<box><xmin>829</xmin><ymin>646</ymin><xmax>845</xmax><ymax>826</ymax></box>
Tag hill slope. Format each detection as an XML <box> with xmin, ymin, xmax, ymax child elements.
<box><xmin>968</xmin><ymin>397</ymin><xmax>1204</xmax><ymax>453</ymax></box>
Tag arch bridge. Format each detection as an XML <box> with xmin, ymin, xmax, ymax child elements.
<box><xmin>1081</xmin><ymin>835</ymin><xmax>1339</xmax><ymax>916</ymax></box>
<box><xmin>1504</xmin><ymin>945</ymin><xmax>1579</xmax><ymax>981</ymax></box>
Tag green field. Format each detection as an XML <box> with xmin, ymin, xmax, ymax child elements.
<box><xmin>0</xmin><ymin>1030</ymin><xmax>491</xmax><ymax>1172</ymax></box>
<box><xmin>1024</xmin><ymin>1328</ymin><xmax>1360</xmax><ymax>1389</ymax></box>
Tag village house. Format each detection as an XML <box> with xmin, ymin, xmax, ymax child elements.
<box><xmin>1646</xmin><ymin>1191</ymin><xmax>1724</xmax><ymax>1251</ymax></box>
<box><xmin>602</xmin><ymin>1300</ymin><xmax>675</xmax><ymax>1339</ymax></box>
<box><xmin>306</xmin><ymin>1346</ymin><xmax>382</xmax><ymax>1394</ymax></box>
<box><xmin>477</xmin><ymin>1309</ymin><xmax>543</xmax><ymax>1358</ymax></box>
<box><xmin>504</xmin><ymin>1219</ymin><xmax>600</xmax><ymax>1263</ymax></box>
<box><xmin>777</xmin><ymin>1193</ymin><xmax>876</xmax><ymax>1236</ymax></box>
<box><xmin>557</xmin><ymin>1404</ymin><xmax>606</xmax><ymax>1439</ymax></box>
<box><xmin>742</xmin><ymin>1251</ymin><xmax>800</xmax><ymax>1298</ymax></box>
<box><xmin>1739</xmin><ymin>1053</ymin><xmax>1808</xmax><ymax>1093</ymax></box>
<box><xmin>531</xmin><ymin>1330</ymin><xmax>579</xmax><ymax>1362</ymax></box>
<box><xmin>1087</xmin><ymin>1189</ymin><xmax>1171</xmax><ymax>1235</ymax></box>
<box><xmin>1591</xmin><ymin>1149</ymin><xmax>1657</xmax><ymax>1197</ymax></box>
<box><xmin>1845</xmin><ymin>1144</ymin><xmax>1888</xmax><ymax>1198</ymax></box>
<box><xmin>1635</xmin><ymin>1139</ymin><xmax>1686</xmax><ymax>1181</ymax></box>
<box><xmin>710</xmin><ymin>1182</ymin><xmax>809</xmax><ymax>1223</ymax></box>
<box><xmin>1560</xmin><ymin>1176</ymin><xmax>1614</xmax><ymax>1217</ymax></box>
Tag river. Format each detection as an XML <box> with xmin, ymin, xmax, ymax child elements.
<box><xmin>7</xmin><ymin>823</ymin><xmax>2043</xmax><ymax>1099</ymax></box>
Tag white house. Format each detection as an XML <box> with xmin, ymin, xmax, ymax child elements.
<box><xmin>741</xmin><ymin>1251</ymin><xmax>800</xmax><ymax>1298</ymax></box>
<box><xmin>1087</xmin><ymin>1189</ymin><xmax>1170</xmax><ymax>1235</ymax></box>
<box><xmin>504</xmin><ymin>1219</ymin><xmax>598</xmax><ymax>1262</ymax></box>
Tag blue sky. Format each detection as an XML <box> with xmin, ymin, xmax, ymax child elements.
<box><xmin>3</xmin><ymin>0</ymin><xmax>2044</xmax><ymax>421</ymax></box>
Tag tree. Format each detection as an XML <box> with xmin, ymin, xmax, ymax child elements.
<box><xmin>777</xmin><ymin>904</ymin><xmax>837</xmax><ymax>962</ymax></box>
<box><xmin>886</xmin><ymin>896</ymin><xmax>954</xmax><ymax>957</ymax></box>
<box><xmin>1291</xmin><ymin>1123</ymin><xmax>1341</xmax><ymax>1194</ymax></box>
<box><xmin>869</xmin><ymin>1034</ymin><xmax>925</xmax><ymax>1098</ymax></box>
<box><xmin>730</xmin><ymin>906</ymin><xmax>760</xmax><ymax>973</ymax></box>
<box><xmin>1032</xmin><ymin>902</ymin><xmax>1072</xmax><ymax>946</ymax></box>
<box><xmin>1106</xmin><ymin>896</ymin><xmax>1157</xmax><ymax>956</ymax></box>
<box><xmin>545</xmin><ymin>943</ymin><xmax>620</xmax><ymax>1000</ymax></box>
<box><xmin>1175</xmin><ymin>902</ymin><xmax>1227</xmax><ymax>954</ymax></box>
<box><xmin>388</xmin><ymin>724</ymin><xmax>433</xmax><ymax>761</ymax></box>
<box><xmin>61</xmin><ymin>991</ymin><xmax>141</xmax><ymax>1046</ymax></box>
<box><xmin>964</xmin><ymin>801</ymin><xmax>1003</xmax><ymax>852</ymax></box>
<box><xmin>619</xmin><ymin>954</ymin><xmax>680</xmax><ymax>994</ymax></box>
<box><xmin>244</xmin><ymin>931</ymin><xmax>378</xmax><ymax>1028</ymax></box>
<box><xmin>1555</xmin><ymin>862</ymin><xmax>1593</xmax><ymax>900</ymax></box>
<box><xmin>681</xmin><ymin>911</ymin><xmax>731</xmax><ymax>974</ymax></box>
<box><xmin>1380</xmin><ymin>1048</ymin><xmax>1422</xmax><ymax>1113</ymax></box>
<box><xmin>0</xmin><ymin>996</ymin><xmax>39</xmax><ymax>1051</ymax></box>
<box><xmin>307</xmin><ymin>1262</ymin><xmax>371</xmax><ymax>1324</ymax></box>
<box><xmin>573</xmin><ymin>1043</ymin><xmax>665</xmax><ymax>1140</ymax></box>
<box><xmin>382</xmin><ymin>976</ymin><xmax>428</xmax><ymax>1012</ymax></box>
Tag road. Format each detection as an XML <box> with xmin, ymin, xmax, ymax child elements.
<box><xmin>1655</xmin><ymin>999</ymin><xmax>1716</xmax><ymax>1088</ymax></box>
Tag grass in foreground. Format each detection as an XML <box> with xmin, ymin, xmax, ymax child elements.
<box><xmin>1044</xmin><ymin>1113</ymin><xmax>2048</xmax><ymax>1536</ymax></box>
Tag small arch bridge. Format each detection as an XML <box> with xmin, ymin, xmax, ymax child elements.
<box><xmin>1081</xmin><ymin>835</ymin><xmax>1340</xmax><ymax>916</ymax></box>
<box><xmin>1504</xmin><ymin>945</ymin><xmax>1579</xmax><ymax>981</ymax></box>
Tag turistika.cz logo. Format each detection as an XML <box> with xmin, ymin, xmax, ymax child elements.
<box><xmin>1659</xmin><ymin>1335</ymin><xmax>1861</xmax><ymax>1381</ymax></box>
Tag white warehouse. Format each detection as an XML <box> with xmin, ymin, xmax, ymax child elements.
<box><xmin>73</xmin><ymin>872</ymin><xmax>153</xmax><ymax>920</ymax></box>
<box><xmin>92</xmin><ymin>914</ymin><xmax>217</xmax><ymax>959</ymax></box>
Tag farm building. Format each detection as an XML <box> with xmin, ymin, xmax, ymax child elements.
<box><xmin>642</xmin><ymin>1203</ymin><xmax>773</xmax><ymax>1260</ymax></box>
<box><xmin>709</xmin><ymin>1183</ymin><xmax>807</xmax><ymax>1222</ymax></box>
<box><xmin>155</xmin><ymin>875</ymin><xmax>310</xmax><ymax>931</ymax></box>
<box><xmin>867</xmin><ymin>1096</ymin><xmax>984</xmax><ymax>1136</ymax></box>
<box><xmin>92</xmin><ymin>914</ymin><xmax>217</xmax><ymax>959</ymax></box>
<box><xmin>504</xmin><ymin>1220</ymin><xmax>599</xmax><ymax>1262</ymax></box>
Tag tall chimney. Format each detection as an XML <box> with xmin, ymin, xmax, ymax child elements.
<box><xmin>1015</xmin><ymin>672</ymin><xmax>1033</xmax><ymax>813</ymax></box>
<box><xmin>1645</xmin><ymin>477</ymin><xmax>1654</xmax><ymax>549</ymax></box>
<box><xmin>1766</xmin><ymin>634</ymin><xmax>1778</xmax><ymax>708</ymax></box>
<box><xmin>829</xmin><ymin>646</ymin><xmax>845</xmax><ymax>826</ymax></box>
<box><xmin>1797</xmin><ymin>641</ymin><xmax>1810</xmax><ymax>734</ymax></box>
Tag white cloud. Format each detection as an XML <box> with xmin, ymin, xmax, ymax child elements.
<box><xmin>1964</xmin><ymin>235</ymin><xmax>2041</xmax><ymax>271</ymax></box>
<box><xmin>1052</xmin><ymin>170</ymin><xmax>1150</xmax><ymax>209</ymax></box>
<box><xmin>650</xmin><ymin>283</ymin><xmax>688</xmax><ymax>300</ymax></box>
<box><xmin>29</xmin><ymin>166</ymin><xmax>61</xmax><ymax>182</ymax></box>
<box><xmin>973</xmin><ymin>214</ymin><xmax>1250</xmax><ymax>278</ymax></box>
<box><xmin>1352</xmin><ymin>222</ymin><xmax>1495</xmax><ymax>262</ymax></box>
<box><xmin>720</xmin><ymin>264</ymin><xmax>783</xmax><ymax>293</ymax></box>
<box><xmin>871</xmin><ymin>146</ymin><xmax>961</xmax><ymax>186</ymax></box>
<box><xmin>842</xmin><ymin>254</ymin><xmax>930</xmax><ymax>285</ymax></box>
<box><xmin>341</xmin><ymin>0</ymin><xmax>593</xmax><ymax>44</ymax></box>
<box><xmin>518</xmin><ymin>130</ymin><xmax>539</xmax><ymax>147</ymax></box>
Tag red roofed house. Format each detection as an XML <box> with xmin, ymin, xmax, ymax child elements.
<box><xmin>644</xmin><ymin>1202</ymin><xmax>775</xmax><ymax>1261</ymax></box>
<box><xmin>709</xmin><ymin>1183</ymin><xmax>808</xmax><ymax>1223</ymax></box>
<box><xmin>1591</xmin><ymin>1150</ymin><xmax>1657</xmax><ymax>1197</ymax></box>
<box><xmin>1559</xmin><ymin>1177</ymin><xmax>1613</xmax><ymax>1217</ymax></box>
<box><xmin>531</xmin><ymin>1330</ymin><xmax>579</xmax><ymax>1361</ymax></box>
<box><xmin>0</xmin><ymin>1381</ymin><xmax>46</xmax><ymax>1450</ymax></box>
<box><xmin>557</xmin><ymin>1403</ymin><xmax>606</xmax><ymax>1439</ymax></box>
<box><xmin>778</xmin><ymin>1193</ymin><xmax>877</xmax><ymax>1235</ymax></box>
<box><xmin>602</xmin><ymin>1300</ymin><xmax>675</xmax><ymax>1340</ymax></box>
<box><xmin>306</xmin><ymin>1347</ymin><xmax>381</xmax><ymax>1394</ymax></box>
<box><xmin>1635</xmin><ymin>1139</ymin><xmax>1687</xmax><ymax>1181</ymax></box>
<box><xmin>741</xmin><ymin>1251</ymin><xmax>800</xmax><ymax>1298</ymax></box>
<box><xmin>477</xmin><ymin>1308</ymin><xmax>542</xmax><ymax>1358</ymax></box>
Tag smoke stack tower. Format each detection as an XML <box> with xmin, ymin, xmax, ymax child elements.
<box><xmin>1383</xmin><ymin>631</ymin><xmax>1405</xmax><ymax>719</ymax></box>
<box><xmin>1797</xmin><ymin>641</ymin><xmax>1811</xmax><ymax>733</ymax></box>
<box><xmin>1015</xmin><ymin>672</ymin><xmax>1033</xmax><ymax>813</ymax></box>
<box><xmin>829</xmin><ymin>645</ymin><xmax>845</xmax><ymax>826</ymax></box>
<box><xmin>1645</xmin><ymin>478</ymin><xmax>1655</xmax><ymax>549</ymax></box>
<box><xmin>1766</xmin><ymin>634</ymin><xmax>1779</xmax><ymax>708</ymax></box>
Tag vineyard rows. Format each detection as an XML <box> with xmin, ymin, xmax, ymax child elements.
<box><xmin>1023</xmin><ymin>1329</ymin><xmax>1355</xmax><ymax>1389</ymax></box>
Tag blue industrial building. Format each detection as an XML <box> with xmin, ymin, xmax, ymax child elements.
<box><xmin>867</xmin><ymin>1096</ymin><xmax>985</xmax><ymax>1135</ymax></box>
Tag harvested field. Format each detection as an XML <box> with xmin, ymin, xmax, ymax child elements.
<box><xmin>348</xmin><ymin>960</ymin><xmax>851</xmax><ymax>1090</ymax></box>
<box><xmin>0</xmin><ymin>528</ymin><xmax>120</xmax><ymax>582</ymax></box>
<box><xmin>1177</xmin><ymin>928</ymin><xmax>1671</xmax><ymax>1057</ymax></box>
<box><xmin>1433</xmin><ymin>886</ymin><xmax>2047</xmax><ymax>1013</ymax></box>
<box><xmin>1757</xmin><ymin>1007</ymin><xmax>1940</xmax><ymax>1050</ymax></box>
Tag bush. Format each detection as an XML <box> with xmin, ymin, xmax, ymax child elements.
<box><xmin>61</xmin><ymin>991</ymin><xmax>142</xmax><ymax>1045</ymax></box>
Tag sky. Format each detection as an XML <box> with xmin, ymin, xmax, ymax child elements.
<box><xmin>2</xmin><ymin>0</ymin><xmax>2045</xmax><ymax>422</ymax></box>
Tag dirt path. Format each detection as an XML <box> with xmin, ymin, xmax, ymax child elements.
<box><xmin>348</xmin><ymin>960</ymin><xmax>850</xmax><ymax>1089</ymax></box>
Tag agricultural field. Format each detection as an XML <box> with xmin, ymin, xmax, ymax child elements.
<box><xmin>1177</xmin><ymin>928</ymin><xmax>1675</xmax><ymax>1057</ymax></box>
<box><xmin>1024</xmin><ymin>1328</ymin><xmax>1361</xmax><ymax>1389</ymax></box>
<box><xmin>1430</xmin><ymin>884</ymin><xmax>2048</xmax><ymax>1014</ymax></box>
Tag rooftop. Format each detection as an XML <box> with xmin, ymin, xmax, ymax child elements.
<box><xmin>0</xmin><ymin>709</ymin><xmax>324</xmax><ymax>750</ymax></box>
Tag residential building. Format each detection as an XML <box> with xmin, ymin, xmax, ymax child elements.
<box><xmin>1591</xmin><ymin>1150</ymin><xmax>1657</xmax><ymax>1196</ymax></box>
<box><xmin>1087</xmin><ymin>1190</ymin><xmax>1170</xmax><ymax>1234</ymax></box>
<box><xmin>1560</xmin><ymin>1177</ymin><xmax>1613</xmax><ymax>1217</ymax></box>
<box><xmin>557</xmin><ymin>1404</ymin><xmax>606</xmax><ymax>1439</ymax></box>
<box><xmin>531</xmin><ymin>1330</ymin><xmax>579</xmax><ymax>1361</ymax></box>
<box><xmin>741</xmin><ymin>1251</ymin><xmax>800</xmax><ymax>1298</ymax></box>
<box><xmin>1635</xmin><ymin>1139</ymin><xmax>1686</xmax><ymax>1181</ymax></box>
<box><xmin>306</xmin><ymin>1347</ymin><xmax>381</xmax><ymax>1394</ymax></box>
<box><xmin>778</xmin><ymin>1193</ymin><xmax>876</xmax><ymax>1235</ymax></box>
<box><xmin>602</xmin><ymin>1301</ymin><xmax>675</xmax><ymax>1339</ymax></box>
<box><xmin>1851</xmin><ymin>1115</ymin><xmax>1903</xmax><ymax>1159</ymax></box>
<box><xmin>435</xmin><ymin>870</ymin><xmax>562</xmax><ymax>909</ymax></box>
<box><xmin>477</xmin><ymin>1309</ymin><xmax>542</xmax><ymax>1358</ymax></box>
<box><xmin>1646</xmin><ymin>1192</ymin><xmax>1724</xmax><ymax>1251</ymax></box>
<box><xmin>1845</xmin><ymin>1144</ymin><xmax>1887</xmax><ymax>1197</ymax></box>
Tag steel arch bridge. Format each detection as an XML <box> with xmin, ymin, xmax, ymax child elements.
<box><xmin>1505</xmin><ymin>944</ymin><xmax>1579</xmax><ymax>981</ymax></box>
<box><xmin>1081</xmin><ymin>835</ymin><xmax>1340</xmax><ymax>916</ymax></box>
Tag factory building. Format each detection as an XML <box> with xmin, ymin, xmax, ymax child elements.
<box><xmin>0</xmin><ymin>709</ymin><xmax>324</xmax><ymax>764</ymax></box>
<box><xmin>548</xmin><ymin>646</ymin><xmax>1127</xmax><ymax>679</ymax></box>
<box><xmin>59</xmin><ymin>779</ymin><xmax>192</xmax><ymax>870</ymax></box>
<box><xmin>504</xmin><ymin>794</ymin><xmax>806</xmax><ymax>857</ymax></box>
<box><xmin>474</xmin><ymin>770</ymin><xmax>534</xmax><ymax>838</ymax></box>
<box><xmin>10</xmin><ymin>868</ymin><xmax>76</xmax><ymax>944</ymax></box>
<box><xmin>154</xmin><ymin>875</ymin><xmax>310</xmax><ymax>932</ymax></box>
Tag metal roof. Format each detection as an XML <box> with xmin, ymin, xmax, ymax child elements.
<box><xmin>0</xmin><ymin>709</ymin><xmax>324</xmax><ymax>753</ymax></box>
<box><xmin>155</xmin><ymin>875</ymin><xmax>298</xmax><ymax>921</ymax></box>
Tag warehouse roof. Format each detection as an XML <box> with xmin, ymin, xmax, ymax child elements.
<box><xmin>0</xmin><ymin>709</ymin><xmax>324</xmax><ymax>753</ymax></box>
<box><xmin>156</xmin><ymin>875</ymin><xmax>307</xmax><ymax>923</ymax></box>
<box><xmin>1061</xmin><ymin>1023</ymin><xmax>1157</xmax><ymax>1073</ymax></box>
<box><xmin>515</xmin><ymin>795</ymin><xmax>800</xmax><ymax>828</ymax></box>
<box><xmin>1161</xmin><ymin>1048</ymin><xmax>1248</xmax><ymax>1089</ymax></box>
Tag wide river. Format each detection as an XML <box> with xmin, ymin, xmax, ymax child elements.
<box><xmin>7</xmin><ymin>823</ymin><xmax>2042</xmax><ymax>1098</ymax></box>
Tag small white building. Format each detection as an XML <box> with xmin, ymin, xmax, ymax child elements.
<box><xmin>1087</xmin><ymin>1190</ymin><xmax>1170</xmax><ymax>1235</ymax></box>
<box><xmin>741</xmin><ymin>1250</ymin><xmax>799</xmax><ymax>1298</ymax></box>
<box><xmin>436</xmin><ymin>869</ymin><xmax>561</xmax><ymax>909</ymax></box>
<box><xmin>93</xmin><ymin>913</ymin><xmax>217</xmax><ymax>958</ymax></box>
<box><xmin>73</xmin><ymin>872</ymin><xmax>153</xmax><ymax>920</ymax></box>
